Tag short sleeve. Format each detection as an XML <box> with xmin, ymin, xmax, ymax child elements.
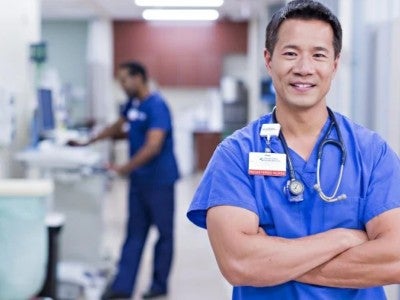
<box><xmin>121</xmin><ymin>100</ymin><xmax>131</xmax><ymax>119</ymax></box>
<box><xmin>187</xmin><ymin>143</ymin><xmax>258</xmax><ymax>229</ymax></box>
<box><xmin>363</xmin><ymin>140</ymin><xmax>400</xmax><ymax>223</ymax></box>
<box><xmin>148</xmin><ymin>100</ymin><xmax>171</xmax><ymax>130</ymax></box>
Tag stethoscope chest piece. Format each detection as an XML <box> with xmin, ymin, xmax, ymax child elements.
<box><xmin>288</xmin><ymin>179</ymin><xmax>304</xmax><ymax>196</ymax></box>
<box><xmin>285</xmin><ymin>179</ymin><xmax>304</xmax><ymax>202</ymax></box>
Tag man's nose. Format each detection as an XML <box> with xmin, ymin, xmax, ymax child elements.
<box><xmin>293</xmin><ymin>56</ymin><xmax>315</xmax><ymax>76</ymax></box>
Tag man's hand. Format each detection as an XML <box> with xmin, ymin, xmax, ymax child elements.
<box><xmin>66</xmin><ymin>139</ymin><xmax>90</xmax><ymax>147</ymax></box>
<box><xmin>107</xmin><ymin>163</ymin><xmax>131</xmax><ymax>176</ymax></box>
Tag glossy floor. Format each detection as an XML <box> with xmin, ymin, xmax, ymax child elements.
<box><xmin>99</xmin><ymin>173</ymin><xmax>400</xmax><ymax>300</ymax></box>
<box><xmin>102</xmin><ymin>173</ymin><xmax>230</xmax><ymax>300</ymax></box>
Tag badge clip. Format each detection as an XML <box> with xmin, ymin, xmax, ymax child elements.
<box><xmin>260</xmin><ymin>123</ymin><xmax>281</xmax><ymax>152</ymax></box>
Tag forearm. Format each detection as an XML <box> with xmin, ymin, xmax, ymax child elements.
<box><xmin>225</xmin><ymin>229</ymin><xmax>364</xmax><ymax>287</ymax></box>
<box><xmin>207</xmin><ymin>206</ymin><xmax>367</xmax><ymax>287</ymax></box>
<box><xmin>90</xmin><ymin>120</ymin><xmax>124</xmax><ymax>143</ymax></box>
<box><xmin>124</xmin><ymin>145</ymin><xmax>160</xmax><ymax>172</ymax></box>
<box><xmin>297</xmin><ymin>235</ymin><xmax>400</xmax><ymax>288</ymax></box>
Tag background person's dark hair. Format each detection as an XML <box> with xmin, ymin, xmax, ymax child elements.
<box><xmin>265</xmin><ymin>0</ymin><xmax>342</xmax><ymax>58</ymax></box>
<box><xmin>119</xmin><ymin>61</ymin><xmax>148</xmax><ymax>82</ymax></box>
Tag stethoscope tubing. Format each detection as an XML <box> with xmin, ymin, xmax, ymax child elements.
<box><xmin>272</xmin><ymin>107</ymin><xmax>347</xmax><ymax>202</ymax></box>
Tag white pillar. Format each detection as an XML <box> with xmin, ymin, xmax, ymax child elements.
<box><xmin>325</xmin><ymin>0</ymin><xmax>353</xmax><ymax>117</ymax></box>
<box><xmin>0</xmin><ymin>0</ymin><xmax>41</xmax><ymax>178</ymax></box>
<box><xmin>86</xmin><ymin>19</ymin><xmax>115</xmax><ymax>125</ymax></box>
<box><xmin>388</xmin><ymin>18</ymin><xmax>400</xmax><ymax>154</ymax></box>
<box><xmin>247</xmin><ymin>17</ymin><xmax>263</xmax><ymax>122</ymax></box>
<box><xmin>374</xmin><ymin>18</ymin><xmax>400</xmax><ymax>154</ymax></box>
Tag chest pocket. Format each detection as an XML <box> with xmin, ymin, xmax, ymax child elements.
<box><xmin>256</xmin><ymin>177</ymin><xmax>305</xmax><ymax>238</ymax></box>
<box><xmin>319</xmin><ymin>196</ymin><xmax>363</xmax><ymax>231</ymax></box>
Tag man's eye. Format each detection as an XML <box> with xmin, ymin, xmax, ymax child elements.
<box><xmin>314</xmin><ymin>53</ymin><xmax>327</xmax><ymax>58</ymax></box>
<box><xmin>283</xmin><ymin>52</ymin><xmax>296</xmax><ymax>57</ymax></box>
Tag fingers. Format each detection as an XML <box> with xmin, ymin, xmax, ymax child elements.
<box><xmin>66</xmin><ymin>140</ymin><xmax>88</xmax><ymax>147</ymax></box>
<box><xmin>258</xmin><ymin>227</ymin><xmax>268</xmax><ymax>236</ymax></box>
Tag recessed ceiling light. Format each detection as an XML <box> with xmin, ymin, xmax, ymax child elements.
<box><xmin>136</xmin><ymin>0</ymin><xmax>223</xmax><ymax>7</ymax></box>
<box><xmin>142</xmin><ymin>9</ymin><xmax>219</xmax><ymax>21</ymax></box>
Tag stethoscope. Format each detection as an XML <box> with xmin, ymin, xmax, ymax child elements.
<box><xmin>272</xmin><ymin>107</ymin><xmax>347</xmax><ymax>202</ymax></box>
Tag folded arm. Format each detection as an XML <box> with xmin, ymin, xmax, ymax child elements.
<box><xmin>206</xmin><ymin>205</ymin><xmax>367</xmax><ymax>287</ymax></box>
<box><xmin>297</xmin><ymin>207</ymin><xmax>400</xmax><ymax>288</ymax></box>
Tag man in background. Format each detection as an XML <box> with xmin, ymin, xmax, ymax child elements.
<box><xmin>71</xmin><ymin>61</ymin><xmax>179</xmax><ymax>299</ymax></box>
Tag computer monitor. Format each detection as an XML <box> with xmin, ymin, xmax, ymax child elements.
<box><xmin>37</xmin><ymin>88</ymin><xmax>55</xmax><ymax>137</ymax></box>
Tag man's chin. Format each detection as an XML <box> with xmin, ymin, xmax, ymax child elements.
<box><xmin>127</xmin><ymin>92</ymin><xmax>137</xmax><ymax>98</ymax></box>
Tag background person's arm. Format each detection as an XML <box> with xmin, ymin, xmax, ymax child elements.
<box><xmin>90</xmin><ymin>117</ymin><xmax>127</xmax><ymax>143</ymax></box>
<box><xmin>206</xmin><ymin>205</ymin><xmax>367</xmax><ymax>287</ymax></box>
<box><xmin>67</xmin><ymin>117</ymin><xmax>126</xmax><ymax>146</ymax></box>
<box><xmin>296</xmin><ymin>207</ymin><xmax>400</xmax><ymax>288</ymax></box>
<box><xmin>110</xmin><ymin>128</ymin><xmax>166</xmax><ymax>175</ymax></box>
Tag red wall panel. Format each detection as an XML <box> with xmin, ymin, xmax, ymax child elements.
<box><xmin>113</xmin><ymin>21</ymin><xmax>248</xmax><ymax>86</ymax></box>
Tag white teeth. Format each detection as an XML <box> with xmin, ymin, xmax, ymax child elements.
<box><xmin>294</xmin><ymin>83</ymin><xmax>312</xmax><ymax>88</ymax></box>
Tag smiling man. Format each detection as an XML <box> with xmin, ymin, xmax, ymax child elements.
<box><xmin>187</xmin><ymin>1</ymin><xmax>400</xmax><ymax>299</ymax></box>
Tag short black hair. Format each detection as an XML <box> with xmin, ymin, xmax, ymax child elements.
<box><xmin>119</xmin><ymin>61</ymin><xmax>148</xmax><ymax>82</ymax></box>
<box><xmin>265</xmin><ymin>0</ymin><xmax>342</xmax><ymax>58</ymax></box>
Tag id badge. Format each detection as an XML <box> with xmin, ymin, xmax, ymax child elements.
<box><xmin>248</xmin><ymin>152</ymin><xmax>286</xmax><ymax>176</ymax></box>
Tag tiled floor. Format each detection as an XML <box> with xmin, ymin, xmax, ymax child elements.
<box><xmin>101</xmin><ymin>173</ymin><xmax>231</xmax><ymax>300</ymax></box>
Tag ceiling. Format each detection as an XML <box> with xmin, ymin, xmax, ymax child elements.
<box><xmin>41</xmin><ymin>0</ymin><xmax>281</xmax><ymax>21</ymax></box>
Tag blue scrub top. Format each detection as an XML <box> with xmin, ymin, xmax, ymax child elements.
<box><xmin>121</xmin><ymin>92</ymin><xmax>179</xmax><ymax>186</ymax></box>
<box><xmin>187</xmin><ymin>111</ymin><xmax>400</xmax><ymax>300</ymax></box>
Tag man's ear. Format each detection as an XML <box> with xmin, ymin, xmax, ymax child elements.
<box><xmin>332</xmin><ymin>54</ymin><xmax>340</xmax><ymax>77</ymax></box>
<box><xmin>264</xmin><ymin>48</ymin><xmax>273</xmax><ymax>74</ymax></box>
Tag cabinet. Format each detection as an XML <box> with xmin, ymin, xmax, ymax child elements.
<box><xmin>193</xmin><ymin>131</ymin><xmax>222</xmax><ymax>171</ymax></box>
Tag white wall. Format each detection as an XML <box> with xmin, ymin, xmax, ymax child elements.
<box><xmin>42</xmin><ymin>20</ymin><xmax>88</xmax><ymax>90</ymax></box>
<box><xmin>346</xmin><ymin>0</ymin><xmax>400</xmax><ymax>154</ymax></box>
<box><xmin>161</xmin><ymin>87</ymin><xmax>221</xmax><ymax>176</ymax></box>
<box><xmin>0</xmin><ymin>1</ymin><xmax>41</xmax><ymax>178</ymax></box>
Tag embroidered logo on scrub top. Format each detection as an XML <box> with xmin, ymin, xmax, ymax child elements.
<box><xmin>127</xmin><ymin>108</ymin><xmax>147</xmax><ymax>121</ymax></box>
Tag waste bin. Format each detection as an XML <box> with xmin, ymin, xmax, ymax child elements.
<box><xmin>37</xmin><ymin>213</ymin><xmax>65</xmax><ymax>299</ymax></box>
<box><xmin>0</xmin><ymin>179</ymin><xmax>53</xmax><ymax>300</ymax></box>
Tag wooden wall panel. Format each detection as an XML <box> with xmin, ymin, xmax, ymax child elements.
<box><xmin>113</xmin><ymin>21</ymin><xmax>248</xmax><ymax>87</ymax></box>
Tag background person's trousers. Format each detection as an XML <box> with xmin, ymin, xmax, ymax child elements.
<box><xmin>111</xmin><ymin>182</ymin><xmax>175</xmax><ymax>295</ymax></box>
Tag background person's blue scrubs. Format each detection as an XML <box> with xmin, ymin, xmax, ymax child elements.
<box><xmin>112</xmin><ymin>92</ymin><xmax>179</xmax><ymax>295</ymax></box>
<box><xmin>188</xmin><ymin>111</ymin><xmax>400</xmax><ymax>300</ymax></box>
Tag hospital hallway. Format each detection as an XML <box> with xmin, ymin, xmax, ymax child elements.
<box><xmin>101</xmin><ymin>172</ymin><xmax>231</xmax><ymax>300</ymax></box>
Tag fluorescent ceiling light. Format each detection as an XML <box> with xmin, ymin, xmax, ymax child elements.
<box><xmin>136</xmin><ymin>0</ymin><xmax>223</xmax><ymax>7</ymax></box>
<box><xmin>143</xmin><ymin>9</ymin><xmax>219</xmax><ymax>21</ymax></box>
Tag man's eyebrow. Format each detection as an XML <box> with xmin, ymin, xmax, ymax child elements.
<box><xmin>282</xmin><ymin>44</ymin><xmax>300</xmax><ymax>50</ymax></box>
<box><xmin>282</xmin><ymin>45</ymin><xmax>330</xmax><ymax>53</ymax></box>
<box><xmin>313</xmin><ymin>46</ymin><xmax>329</xmax><ymax>53</ymax></box>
